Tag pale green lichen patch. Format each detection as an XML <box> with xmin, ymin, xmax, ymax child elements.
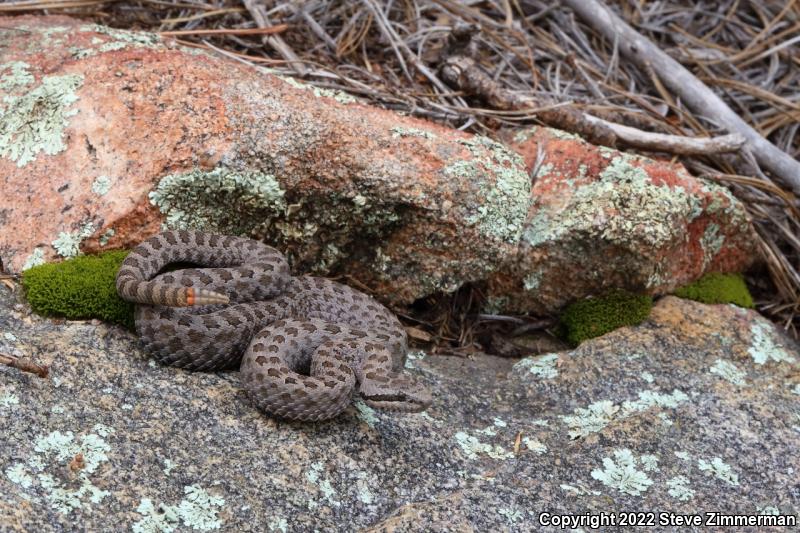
<box><xmin>5</xmin><ymin>424</ymin><xmax>115</xmax><ymax>515</ymax></box>
<box><xmin>512</xmin><ymin>127</ymin><xmax>537</xmax><ymax>145</ymax></box>
<box><xmin>313</xmin><ymin>242</ymin><xmax>344</xmax><ymax>273</ymax></box>
<box><xmin>657</xmin><ymin>412</ymin><xmax>674</xmax><ymax>426</ymax></box>
<box><xmin>22</xmin><ymin>248</ymin><xmax>46</xmax><ymax>270</ymax></box>
<box><xmin>390</xmin><ymin>126</ymin><xmax>436</xmax><ymax>139</ymax></box>
<box><xmin>149</xmin><ymin>166</ymin><xmax>287</xmax><ymax>234</ymax></box>
<box><xmin>698</xmin><ymin>457</ymin><xmax>739</xmax><ymax>486</ymax></box>
<box><xmin>522</xmin><ymin>437</ymin><xmax>547</xmax><ymax>455</ymax></box>
<box><xmin>666</xmin><ymin>475</ymin><xmax>695</xmax><ymax>501</ymax></box>
<box><xmin>277</xmin><ymin>74</ymin><xmax>358</xmax><ymax>104</ymax></box>
<box><xmin>548</xmin><ymin>128</ymin><xmax>583</xmax><ymax>141</ymax></box>
<box><xmin>454</xmin><ymin>430</ymin><xmax>514</xmax><ymax>460</ymax></box>
<box><xmin>0</xmin><ymin>73</ymin><xmax>84</xmax><ymax>167</ymax></box>
<box><xmin>561</xmin><ymin>400</ymin><xmax>619</xmax><ymax>439</ymax></box>
<box><xmin>513</xmin><ymin>353</ymin><xmax>559</xmax><ymax>379</ymax></box>
<box><xmin>5</xmin><ymin>463</ymin><xmax>33</xmax><ymax>489</ymax></box>
<box><xmin>748</xmin><ymin>318</ymin><xmax>797</xmax><ymax>365</ymax></box>
<box><xmin>74</xmin><ymin>24</ymin><xmax>163</xmax><ymax>59</ymax></box>
<box><xmin>267</xmin><ymin>517</ymin><xmax>289</xmax><ymax>533</ymax></box>
<box><xmin>176</xmin><ymin>485</ymin><xmax>226</xmax><ymax>530</ymax></box>
<box><xmin>639</xmin><ymin>454</ymin><xmax>659</xmax><ymax>472</ymax></box>
<box><xmin>276</xmin><ymin>192</ymin><xmax>401</xmax><ymax>273</ymax></box>
<box><xmin>522</xmin><ymin>269</ymin><xmax>543</xmax><ymax>291</ymax></box>
<box><xmin>132</xmin><ymin>498</ymin><xmax>180</xmax><ymax>533</ymax></box>
<box><xmin>477</xmin><ymin>417</ymin><xmax>507</xmax><ymax>437</ymax></box>
<box><xmin>38</xmin><ymin>473</ymin><xmax>109</xmax><ymax>514</ymax></box>
<box><xmin>354</xmin><ymin>400</ymin><xmax>379</xmax><ymax>427</ymax></box>
<box><xmin>563</xmin><ymin>390</ymin><xmax>688</xmax><ymax>439</ymax></box>
<box><xmin>559</xmin><ymin>483</ymin><xmax>601</xmax><ymax>496</ymax></box>
<box><xmin>0</xmin><ymin>391</ymin><xmax>20</xmax><ymax>408</ymax></box>
<box><xmin>709</xmin><ymin>359</ymin><xmax>747</xmax><ymax>386</ymax></box>
<box><xmin>700</xmin><ymin>223</ymin><xmax>725</xmax><ymax>269</ymax></box>
<box><xmin>704</xmin><ymin>182</ymin><xmax>737</xmax><ymax>214</ymax></box>
<box><xmin>620</xmin><ymin>389</ymin><xmax>688</xmax><ymax>415</ymax></box>
<box><xmin>306</xmin><ymin>462</ymin><xmax>340</xmax><ymax>507</ymax></box>
<box><xmin>403</xmin><ymin>349</ymin><xmax>426</xmax><ymax>370</ymax></box>
<box><xmin>91</xmin><ymin>175</ymin><xmax>112</xmax><ymax>195</ymax></box>
<box><xmin>646</xmin><ymin>263</ymin><xmax>669</xmax><ymax>290</ymax></box>
<box><xmin>30</xmin><ymin>25</ymin><xmax>71</xmax><ymax>48</ymax></box>
<box><xmin>354</xmin><ymin>471</ymin><xmax>375</xmax><ymax>505</ymax></box>
<box><xmin>133</xmin><ymin>485</ymin><xmax>225</xmax><ymax>533</ymax></box>
<box><xmin>498</xmin><ymin>507</ymin><xmax>524</xmax><ymax>525</ymax></box>
<box><xmin>52</xmin><ymin>222</ymin><xmax>95</xmax><ymax>258</ymax></box>
<box><xmin>99</xmin><ymin>228</ymin><xmax>116</xmax><ymax>246</ymax></box>
<box><xmin>0</xmin><ymin>61</ymin><xmax>34</xmax><ymax>92</ymax></box>
<box><xmin>9</xmin><ymin>25</ymin><xmax>70</xmax><ymax>51</ymax></box>
<box><xmin>443</xmin><ymin>135</ymin><xmax>529</xmax><ymax>243</ymax></box>
<box><xmin>33</xmin><ymin>426</ymin><xmax>113</xmax><ymax>474</ymax></box>
<box><xmin>591</xmin><ymin>449</ymin><xmax>653</xmax><ymax>496</ymax></box>
<box><xmin>523</xmin><ymin>153</ymin><xmax>702</xmax><ymax>250</ymax></box>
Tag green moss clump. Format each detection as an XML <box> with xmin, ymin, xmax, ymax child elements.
<box><xmin>22</xmin><ymin>250</ymin><xmax>135</xmax><ymax>329</ymax></box>
<box><xmin>559</xmin><ymin>289</ymin><xmax>653</xmax><ymax>346</ymax></box>
<box><xmin>673</xmin><ymin>272</ymin><xmax>753</xmax><ymax>308</ymax></box>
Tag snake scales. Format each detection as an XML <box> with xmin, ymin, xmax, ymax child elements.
<box><xmin>116</xmin><ymin>230</ymin><xmax>431</xmax><ymax>421</ymax></box>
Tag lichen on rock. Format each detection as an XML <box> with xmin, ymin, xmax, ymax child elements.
<box><xmin>0</xmin><ymin>73</ymin><xmax>84</xmax><ymax>167</ymax></box>
<box><xmin>0</xmin><ymin>61</ymin><xmax>34</xmax><ymax>92</ymax></box>
<box><xmin>52</xmin><ymin>222</ymin><xmax>96</xmax><ymax>258</ymax></box>
<box><xmin>524</xmin><ymin>154</ymin><xmax>702</xmax><ymax>250</ymax></box>
<box><xmin>73</xmin><ymin>23</ymin><xmax>163</xmax><ymax>58</ymax></box>
<box><xmin>445</xmin><ymin>135</ymin><xmax>530</xmax><ymax>244</ymax></box>
<box><xmin>149</xmin><ymin>166</ymin><xmax>287</xmax><ymax>234</ymax></box>
<box><xmin>590</xmin><ymin>449</ymin><xmax>654</xmax><ymax>496</ymax></box>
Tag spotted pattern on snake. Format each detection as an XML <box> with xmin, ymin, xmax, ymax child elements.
<box><xmin>116</xmin><ymin>230</ymin><xmax>431</xmax><ymax>421</ymax></box>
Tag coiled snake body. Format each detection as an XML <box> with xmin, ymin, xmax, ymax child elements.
<box><xmin>116</xmin><ymin>230</ymin><xmax>431</xmax><ymax>421</ymax></box>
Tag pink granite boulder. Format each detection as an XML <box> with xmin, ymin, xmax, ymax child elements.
<box><xmin>0</xmin><ymin>16</ymin><xmax>755</xmax><ymax>313</ymax></box>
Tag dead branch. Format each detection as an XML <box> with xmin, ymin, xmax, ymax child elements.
<box><xmin>562</xmin><ymin>0</ymin><xmax>800</xmax><ymax>195</ymax></box>
<box><xmin>0</xmin><ymin>352</ymin><xmax>49</xmax><ymax>379</ymax></box>
<box><xmin>582</xmin><ymin>114</ymin><xmax>746</xmax><ymax>155</ymax></box>
<box><xmin>441</xmin><ymin>55</ymin><xmax>617</xmax><ymax>146</ymax></box>
<box><xmin>242</xmin><ymin>0</ymin><xmax>307</xmax><ymax>76</ymax></box>
<box><xmin>441</xmin><ymin>55</ymin><xmax>744</xmax><ymax>155</ymax></box>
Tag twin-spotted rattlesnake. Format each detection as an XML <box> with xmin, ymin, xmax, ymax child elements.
<box><xmin>116</xmin><ymin>230</ymin><xmax>431</xmax><ymax>421</ymax></box>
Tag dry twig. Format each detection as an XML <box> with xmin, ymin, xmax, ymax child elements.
<box><xmin>159</xmin><ymin>24</ymin><xmax>288</xmax><ymax>37</ymax></box>
<box><xmin>0</xmin><ymin>352</ymin><xmax>49</xmax><ymax>379</ymax></box>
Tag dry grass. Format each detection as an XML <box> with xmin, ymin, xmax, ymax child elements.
<box><xmin>3</xmin><ymin>0</ymin><xmax>798</xmax><ymax>347</ymax></box>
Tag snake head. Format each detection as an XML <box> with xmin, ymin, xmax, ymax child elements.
<box><xmin>359</xmin><ymin>375</ymin><xmax>432</xmax><ymax>413</ymax></box>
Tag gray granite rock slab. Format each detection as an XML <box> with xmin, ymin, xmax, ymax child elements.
<box><xmin>1</xmin><ymin>288</ymin><xmax>798</xmax><ymax>532</ymax></box>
